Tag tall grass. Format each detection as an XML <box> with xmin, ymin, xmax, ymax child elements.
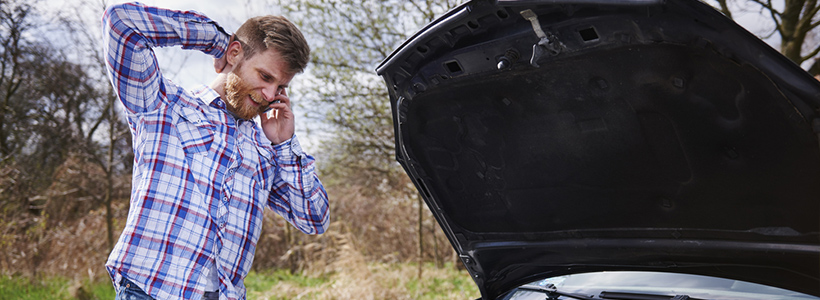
<box><xmin>1</xmin><ymin>159</ymin><xmax>477</xmax><ymax>299</ymax></box>
<box><xmin>1</xmin><ymin>262</ymin><xmax>478</xmax><ymax>300</ymax></box>
<box><xmin>248</xmin><ymin>262</ymin><xmax>478</xmax><ymax>300</ymax></box>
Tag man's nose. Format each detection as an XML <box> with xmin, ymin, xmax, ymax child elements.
<box><xmin>261</xmin><ymin>87</ymin><xmax>276</xmax><ymax>102</ymax></box>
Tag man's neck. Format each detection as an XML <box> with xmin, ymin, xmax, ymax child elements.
<box><xmin>210</xmin><ymin>73</ymin><xmax>228</xmax><ymax>99</ymax></box>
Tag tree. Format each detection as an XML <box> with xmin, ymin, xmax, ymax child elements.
<box><xmin>0</xmin><ymin>0</ymin><xmax>134</xmax><ymax>277</ymax></box>
<box><xmin>709</xmin><ymin>0</ymin><xmax>820</xmax><ymax>66</ymax></box>
<box><xmin>0</xmin><ymin>0</ymin><xmax>122</xmax><ymax>276</ymax></box>
<box><xmin>0</xmin><ymin>0</ymin><xmax>84</xmax><ymax>215</ymax></box>
<box><xmin>271</xmin><ymin>0</ymin><xmax>462</xmax><ymax>274</ymax></box>
<box><xmin>53</xmin><ymin>0</ymin><xmax>134</xmax><ymax>251</ymax></box>
<box><xmin>264</xmin><ymin>0</ymin><xmax>818</xmax><ymax>277</ymax></box>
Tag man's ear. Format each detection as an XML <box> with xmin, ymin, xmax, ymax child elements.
<box><xmin>226</xmin><ymin>40</ymin><xmax>244</xmax><ymax>67</ymax></box>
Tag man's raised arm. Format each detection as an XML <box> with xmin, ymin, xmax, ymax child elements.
<box><xmin>101</xmin><ymin>2</ymin><xmax>230</xmax><ymax>114</ymax></box>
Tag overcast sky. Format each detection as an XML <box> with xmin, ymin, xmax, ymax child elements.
<box><xmin>38</xmin><ymin>0</ymin><xmax>790</xmax><ymax>88</ymax></box>
<box><xmin>111</xmin><ymin>0</ymin><xmax>283</xmax><ymax>89</ymax></box>
<box><xmin>64</xmin><ymin>0</ymin><xmax>787</xmax><ymax>87</ymax></box>
<box><xmin>39</xmin><ymin>0</ymin><xmax>789</xmax><ymax>152</ymax></box>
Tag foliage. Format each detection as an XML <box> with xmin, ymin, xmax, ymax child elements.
<box><xmin>1</xmin><ymin>262</ymin><xmax>478</xmax><ymax>300</ymax></box>
<box><xmin>247</xmin><ymin>262</ymin><xmax>478</xmax><ymax>300</ymax></box>
<box><xmin>253</xmin><ymin>184</ymin><xmax>456</xmax><ymax>271</ymax></box>
<box><xmin>0</xmin><ymin>275</ymin><xmax>113</xmax><ymax>300</ymax></box>
<box><xmin>258</xmin><ymin>0</ymin><xmax>464</xmax><ymax>277</ymax></box>
<box><xmin>0</xmin><ymin>276</ymin><xmax>72</xmax><ymax>300</ymax></box>
<box><xmin>0</xmin><ymin>0</ymin><xmax>132</xmax><ymax>254</ymax></box>
<box><xmin>271</xmin><ymin>0</ymin><xmax>461</xmax><ymax>198</ymax></box>
<box><xmin>1</xmin><ymin>1</ymin><xmax>816</xmax><ymax>298</ymax></box>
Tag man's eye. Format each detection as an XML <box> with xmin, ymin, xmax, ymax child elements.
<box><xmin>261</xmin><ymin>74</ymin><xmax>272</xmax><ymax>81</ymax></box>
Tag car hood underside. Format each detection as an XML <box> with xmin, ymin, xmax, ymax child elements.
<box><xmin>377</xmin><ymin>0</ymin><xmax>820</xmax><ymax>299</ymax></box>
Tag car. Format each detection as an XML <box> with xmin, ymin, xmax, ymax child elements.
<box><xmin>375</xmin><ymin>0</ymin><xmax>820</xmax><ymax>299</ymax></box>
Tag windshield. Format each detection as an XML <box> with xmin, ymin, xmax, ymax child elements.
<box><xmin>503</xmin><ymin>271</ymin><xmax>819</xmax><ymax>300</ymax></box>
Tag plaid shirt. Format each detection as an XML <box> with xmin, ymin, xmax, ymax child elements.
<box><xmin>102</xmin><ymin>3</ymin><xmax>329</xmax><ymax>299</ymax></box>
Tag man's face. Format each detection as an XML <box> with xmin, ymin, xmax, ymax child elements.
<box><xmin>224</xmin><ymin>49</ymin><xmax>295</xmax><ymax>120</ymax></box>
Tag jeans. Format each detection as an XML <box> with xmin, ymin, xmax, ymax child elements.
<box><xmin>116</xmin><ymin>277</ymin><xmax>219</xmax><ymax>300</ymax></box>
<box><xmin>116</xmin><ymin>278</ymin><xmax>154</xmax><ymax>300</ymax></box>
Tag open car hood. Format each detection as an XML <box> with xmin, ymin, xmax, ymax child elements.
<box><xmin>376</xmin><ymin>0</ymin><xmax>820</xmax><ymax>299</ymax></box>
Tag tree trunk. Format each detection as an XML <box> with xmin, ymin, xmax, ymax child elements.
<box><xmin>417</xmin><ymin>197</ymin><xmax>423</xmax><ymax>279</ymax></box>
<box><xmin>105</xmin><ymin>96</ymin><xmax>116</xmax><ymax>252</ymax></box>
<box><xmin>433</xmin><ymin>222</ymin><xmax>441</xmax><ymax>268</ymax></box>
<box><xmin>779</xmin><ymin>0</ymin><xmax>806</xmax><ymax>63</ymax></box>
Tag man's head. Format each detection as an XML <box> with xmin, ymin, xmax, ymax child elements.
<box><xmin>233</xmin><ymin>15</ymin><xmax>310</xmax><ymax>75</ymax></box>
<box><xmin>221</xmin><ymin>15</ymin><xmax>309</xmax><ymax>120</ymax></box>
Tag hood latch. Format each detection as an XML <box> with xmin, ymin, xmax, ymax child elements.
<box><xmin>520</xmin><ymin>9</ymin><xmax>564</xmax><ymax>67</ymax></box>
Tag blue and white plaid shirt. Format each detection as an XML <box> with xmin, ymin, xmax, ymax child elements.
<box><xmin>102</xmin><ymin>3</ymin><xmax>329</xmax><ymax>299</ymax></box>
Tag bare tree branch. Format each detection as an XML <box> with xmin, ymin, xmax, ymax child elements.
<box><xmin>716</xmin><ymin>0</ymin><xmax>734</xmax><ymax>18</ymax></box>
<box><xmin>802</xmin><ymin>42</ymin><xmax>820</xmax><ymax>61</ymax></box>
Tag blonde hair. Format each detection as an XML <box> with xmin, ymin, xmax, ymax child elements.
<box><xmin>234</xmin><ymin>15</ymin><xmax>310</xmax><ymax>74</ymax></box>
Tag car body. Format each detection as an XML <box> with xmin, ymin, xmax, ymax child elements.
<box><xmin>376</xmin><ymin>0</ymin><xmax>820</xmax><ymax>299</ymax></box>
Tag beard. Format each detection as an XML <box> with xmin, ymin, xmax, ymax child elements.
<box><xmin>224</xmin><ymin>67</ymin><xmax>267</xmax><ymax>120</ymax></box>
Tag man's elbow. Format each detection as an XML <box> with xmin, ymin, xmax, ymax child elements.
<box><xmin>101</xmin><ymin>3</ymin><xmax>127</xmax><ymax>27</ymax></box>
<box><xmin>298</xmin><ymin>214</ymin><xmax>330</xmax><ymax>235</ymax></box>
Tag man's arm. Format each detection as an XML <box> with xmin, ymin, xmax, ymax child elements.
<box><xmin>101</xmin><ymin>3</ymin><xmax>229</xmax><ymax>114</ymax></box>
<box><xmin>268</xmin><ymin>137</ymin><xmax>330</xmax><ymax>235</ymax></box>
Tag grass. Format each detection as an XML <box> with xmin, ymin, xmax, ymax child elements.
<box><xmin>0</xmin><ymin>263</ymin><xmax>479</xmax><ymax>300</ymax></box>
<box><xmin>247</xmin><ymin>262</ymin><xmax>479</xmax><ymax>300</ymax></box>
<box><xmin>0</xmin><ymin>276</ymin><xmax>71</xmax><ymax>300</ymax></box>
<box><xmin>0</xmin><ymin>276</ymin><xmax>112</xmax><ymax>300</ymax></box>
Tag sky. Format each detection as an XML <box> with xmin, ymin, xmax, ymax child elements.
<box><xmin>112</xmin><ymin>0</ymin><xmax>281</xmax><ymax>89</ymax></box>
<box><xmin>37</xmin><ymin>0</ymin><xmax>793</xmax><ymax>152</ymax></box>
<box><xmin>40</xmin><ymin>0</ymin><xmax>328</xmax><ymax>149</ymax></box>
<box><xmin>52</xmin><ymin>0</ymin><xmax>789</xmax><ymax>87</ymax></box>
<box><xmin>43</xmin><ymin>0</ymin><xmax>292</xmax><ymax>88</ymax></box>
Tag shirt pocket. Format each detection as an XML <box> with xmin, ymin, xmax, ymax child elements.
<box><xmin>175</xmin><ymin>105</ymin><xmax>216</xmax><ymax>155</ymax></box>
<box><xmin>177</xmin><ymin>121</ymin><xmax>214</xmax><ymax>154</ymax></box>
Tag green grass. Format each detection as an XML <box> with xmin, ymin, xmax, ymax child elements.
<box><xmin>0</xmin><ymin>276</ymin><xmax>69</xmax><ymax>300</ymax></box>
<box><xmin>245</xmin><ymin>269</ymin><xmax>328</xmax><ymax>299</ymax></box>
<box><xmin>0</xmin><ymin>276</ymin><xmax>113</xmax><ymax>300</ymax></box>
<box><xmin>1</xmin><ymin>263</ymin><xmax>479</xmax><ymax>300</ymax></box>
<box><xmin>88</xmin><ymin>280</ymin><xmax>116</xmax><ymax>300</ymax></box>
<box><xmin>246</xmin><ymin>262</ymin><xmax>479</xmax><ymax>299</ymax></box>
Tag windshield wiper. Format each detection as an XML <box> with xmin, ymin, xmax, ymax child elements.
<box><xmin>517</xmin><ymin>284</ymin><xmax>597</xmax><ymax>300</ymax></box>
<box><xmin>514</xmin><ymin>285</ymin><xmax>705</xmax><ymax>300</ymax></box>
<box><xmin>599</xmin><ymin>291</ymin><xmax>703</xmax><ymax>300</ymax></box>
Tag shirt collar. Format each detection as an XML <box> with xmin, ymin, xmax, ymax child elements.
<box><xmin>192</xmin><ymin>84</ymin><xmax>239</xmax><ymax>119</ymax></box>
<box><xmin>192</xmin><ymin>84</ymin><xmax>221</xmax><ymax>105</ymax></box>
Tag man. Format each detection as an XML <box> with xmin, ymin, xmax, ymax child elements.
<box><xmin>101</xmin><ymin>3</ymin><xmax>329</xmax><ymax>300</ymax></box>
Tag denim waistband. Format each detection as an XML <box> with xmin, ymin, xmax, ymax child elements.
<box><xmin>203</xmin><ymin>291</ymin><xmax>219</xmax><ymax>300</ymax></box>
<box><xmin>120</xmin><ymin>276</ymin><xmax>219</xmax><ymax>300</ymax></box>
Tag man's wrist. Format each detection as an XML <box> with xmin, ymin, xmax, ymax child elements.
<box><xmin>271</xmin><ymin>135</ymin><xmax>306</xmax><ymax>164</ymax></box>
<box><xmin>270</xmin><ymin>135</ymin><xmax>294</xmax><ymax>147</ymax></box>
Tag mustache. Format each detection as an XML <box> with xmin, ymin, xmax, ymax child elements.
<box><xmin>249</xmin><ymin>91</ymin><xmax>265</xmax><ymax>105</ymax></box>
<box><xmin>250</xmin><ymin>92</ymin><xmax>277</xmax><ymax>113</ymax></box>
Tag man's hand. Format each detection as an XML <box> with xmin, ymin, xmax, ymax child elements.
<box><xmin>214</xmin><ymin>35</ymin><xmax>235</xmax><ymax>73</ymax></box>
<box><xmin>261</xmin><ymin>88</ymin><xmax>295</xmax><ymax>145</ymax></box>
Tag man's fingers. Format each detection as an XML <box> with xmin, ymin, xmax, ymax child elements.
<box><xmin>272</xmin><ymin>91</ymin><xmax>291</xmax><ymax>107</ymax></box>
<box><xmin>214</xmin><ymin>57</ymin><xmax>227</xmax><ymax>73</ymax></box>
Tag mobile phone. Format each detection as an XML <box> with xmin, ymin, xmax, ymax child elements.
<box><xmin>263</xmin><ymin>100</ymin><xmax>281</xmax><ymax>113</ymax></box>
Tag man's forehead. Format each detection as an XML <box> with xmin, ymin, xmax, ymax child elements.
<box><xmin>248</xmin><ymin>49</ymin><xmax>295</xmax><ymax>81</ymax></box>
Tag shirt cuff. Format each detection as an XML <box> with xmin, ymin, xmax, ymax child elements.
<box><xmin>208</xmin><ymin>30</ymin><xmax>231</xmax><ymax>59</ymax></box>
<box><xmin>271</xmin><ymin>135</ymin><xmax>305</xmax><ymax>164</ymax></box>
